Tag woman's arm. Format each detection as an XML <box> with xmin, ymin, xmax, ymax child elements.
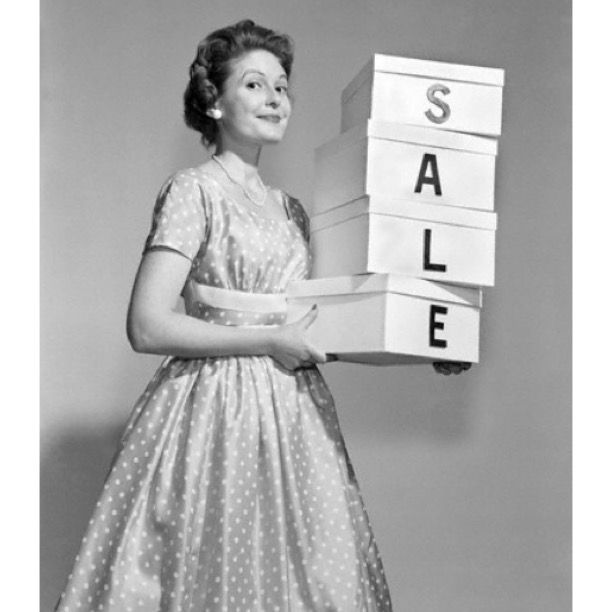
<box><xmin>126</xmin><ymin>249</ymin><xmax>325</xmax><ymax>368</ymax></box>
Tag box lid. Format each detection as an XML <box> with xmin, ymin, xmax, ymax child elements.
<box><xmin>310</xmin><ymin>196</ymin><xmax>498</xmax><ymax>232</ymax></box>
<box><xmin>316</xmin><ymin>119</ymin><xmax>498</xmax><ymax>160</ymax></box>
<box><xmin>342</xmin><ymin>54</ymin><xmax>505</xmax><ymax>105</ymax></box>
<box><xmin>287</xmin><ymin>273</ymin><xmax>483</xmax><ymax>307</ymax></box>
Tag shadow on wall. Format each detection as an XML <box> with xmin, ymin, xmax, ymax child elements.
<box><xmin>40</xmin><ymin>420</ymin><xmax>126</xmax><ymax>611</ymax></box>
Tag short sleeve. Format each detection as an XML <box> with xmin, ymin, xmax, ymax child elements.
<box><xmin>143</xmin><ymin>171</ymin><xmax>208</xmax><ymax>261</ymax></box>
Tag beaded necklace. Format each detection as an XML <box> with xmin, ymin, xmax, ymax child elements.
<box><xmin>211</xmin><ymin>155</ymin><xmax>268</xmax><ymax>207</ymax></box>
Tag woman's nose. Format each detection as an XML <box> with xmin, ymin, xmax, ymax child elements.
<box><xmin>266</xmin><ymin>86</ymin><xmax>281</xmax><ymax>107</ymax></box>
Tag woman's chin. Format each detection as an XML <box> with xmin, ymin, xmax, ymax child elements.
<box><xmin>255</xmin><ymin>123</ymin><xmax>289</xmax><ymax>144</ymax></box>
<box><xmin>247</xmin><ymin>132</ymin><xmax>286</xmax><ymax>146</ymax></box>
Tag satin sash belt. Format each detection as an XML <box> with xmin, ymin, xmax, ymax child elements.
<box><xmin>185</xmin><ymin>281</ymin><xmax>288</xmax><ymax>313</ymax></box>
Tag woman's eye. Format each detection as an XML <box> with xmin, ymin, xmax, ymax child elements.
<box><xmin>247</xmin><ymin>81</ymin><xmax>262</xmax><ymax>89</ymax></box>
<box><xmin>276</xmin><ymin>85</ymin><xmax>288</xmax><ymax>94</ymax></box>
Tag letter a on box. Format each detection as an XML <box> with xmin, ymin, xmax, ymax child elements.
<box><xmin>415</xmin><ymin>153</ymin><xmax>442</xmax><ymax>196</ymax></box>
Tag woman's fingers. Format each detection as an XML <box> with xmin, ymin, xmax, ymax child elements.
<box><xmin>300</xmin><ymin>304</ymin><xmax>318</xmax><ymax>329</ymax></box>
<box><xmin>449</xmin><ymin>361</ymin><xmax>472</xmax><ymax>374</ymax></box>
<box><xmin>433</xmin><ymin>361</ymin><xmax>473</xmax><ymax>375</ymax></box>
<box><xmin>277</xmin><ymin>356</ymin><xmax>300</xmax><ymax>371</ymax></box>
<box><xmin>433</xmin><ymin>361</ymin><xmax>451</xmax><ymax>375</ymax></box>
<box><xmin>308</xmin><ymin>344</ymin><xmax>327</xmax><ymax>364</ymax></box>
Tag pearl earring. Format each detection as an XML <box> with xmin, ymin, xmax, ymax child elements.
<box><xmin>208</xmin><ymin>109</ymin><xmax>222</xmax><ymax>120</ymax></box>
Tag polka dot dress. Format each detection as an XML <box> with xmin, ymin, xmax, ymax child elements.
<box><xmin>55</xmin><ymin>166</ymin><xmax>393</xmax><ymax>611</ymax></box>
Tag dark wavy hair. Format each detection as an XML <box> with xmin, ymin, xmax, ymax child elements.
<box><xmin>183</xmin><ymin>19</ymin><xmax>294</xmax><ymax>148</ymax></box>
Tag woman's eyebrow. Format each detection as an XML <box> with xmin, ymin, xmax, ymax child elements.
<box><xmin>241</xmin><ymin>69</ymin><xmax>288</xmax><ymax>80</ymax></box>
<box><xmin>242</xmin><ymin>69</ymin><xmax>265</xmax><ymax>78</ymax></box>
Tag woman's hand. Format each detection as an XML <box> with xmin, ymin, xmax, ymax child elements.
<box><xmin>269</xmin><ymin>305</ymin><xmax>327</xmax><ymax>371</ymax></box>
<box><xmin>432</xmin><ymin>361</ymin><xmax>472</xmax><ymax>375</ymax></box>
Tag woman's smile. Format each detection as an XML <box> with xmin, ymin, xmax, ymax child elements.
<box><xmin>258</xmin><ymin>114</ymin><xmax>282</xmax><ymax>123</ymax></box>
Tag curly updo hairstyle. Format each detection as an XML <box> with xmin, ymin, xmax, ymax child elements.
<box><xmin>184</xmin><ymin>19</ymin><xmax>294</xmax><ymax>148</ymax></box>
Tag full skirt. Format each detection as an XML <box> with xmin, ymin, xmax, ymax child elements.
<box><xmin>55</xmin><ymin>355</ymin><xmax>393</xmax><ymax>611</ymax></box>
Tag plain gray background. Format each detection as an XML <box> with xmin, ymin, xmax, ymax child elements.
<box><xmin>41</xmin><ymin>1</ymin><xmax>571</xmax><ymax>610</ymax></box>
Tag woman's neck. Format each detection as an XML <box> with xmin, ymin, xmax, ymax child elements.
<box><xmin>213</xmin><ymin>141</ymin><xmax>262</xmax><ymax>183</ymax></box>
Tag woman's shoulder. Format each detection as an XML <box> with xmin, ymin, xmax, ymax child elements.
<box><xmin>154</xmin><ymin>164</ymin><xmax>230</xmax><ymax>220</ymax></box>
<box><xmin>161</xmin><ymin>163</ymin><xmax>220</xmax><ymax>193</ymax></box>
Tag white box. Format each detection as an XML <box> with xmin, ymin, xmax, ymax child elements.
<box><xmin>286</xmin><ymin>274</ymin><xmax>482</xmax><ymax>364</ymax></box>
<box><xmin>341</xmin><ymin>54</ymin><xmax>504</xmax><ymax>136</ymax></box>
<box><xmin>314</xmin><ymin>120</ymin><xmax>498</xmax><ymax>215</ymax></box>
<box><xmin>310</xmin><ymin>196</ymin><xmax>497</xmax><ymax>287</ymax></box>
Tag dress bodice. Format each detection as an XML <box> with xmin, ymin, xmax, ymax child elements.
<box><xmin>143</xmin><ymin>166</ymin><xmax>312</xmax><ymax>327</ymax></box>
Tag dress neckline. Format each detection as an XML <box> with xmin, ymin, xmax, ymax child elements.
<box><xmin>196</xmin><ymin>167</ymin><xmax>295</xmax><ymax>226</ymax></box>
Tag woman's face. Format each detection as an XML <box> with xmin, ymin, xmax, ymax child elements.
<box><xmin>214</xmin><ymin>49</ymin><xmax>292</xmax><ymax>147</ymax></box>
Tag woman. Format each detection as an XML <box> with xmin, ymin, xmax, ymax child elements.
<box><xmin>55</xmin><ymin>19</ymin><xmax>467</xmax><ymax>612</ymax></box>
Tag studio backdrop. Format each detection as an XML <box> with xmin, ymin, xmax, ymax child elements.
<box><xmin>41</xmin><ymin>1</ymin><xmax>571</xmax><ymax>610</ymax></box>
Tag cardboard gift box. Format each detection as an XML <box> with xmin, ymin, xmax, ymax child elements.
<box><xmin>310</xmin><ymin>196</ymin><xmax>497</xmax><ymax>287</ymax></box>
<box><xmin>286</xmin><ymin>274</ymin><xmax>482</xmax><ymax>365</ymax></box>
<box><xmin>341</xmin><ymin>54</ymin><xmax>504</xmax><ymax>137</ymax></box>
<box><xmin>314</xmin><ymin>120</ymin><xmax>498</xmax><ymax>215</ymax></box>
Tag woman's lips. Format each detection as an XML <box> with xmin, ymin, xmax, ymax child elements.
<box><xmin>258</xmin><ymin>115</ymin><xmax>282</xmax><ymax>123</ymax></box>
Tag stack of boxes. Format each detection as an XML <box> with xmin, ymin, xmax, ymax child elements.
<box><xmin>287</xmin><ymin>54</ymin><xmax>504</xmax><ymax>365</ymax></box>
